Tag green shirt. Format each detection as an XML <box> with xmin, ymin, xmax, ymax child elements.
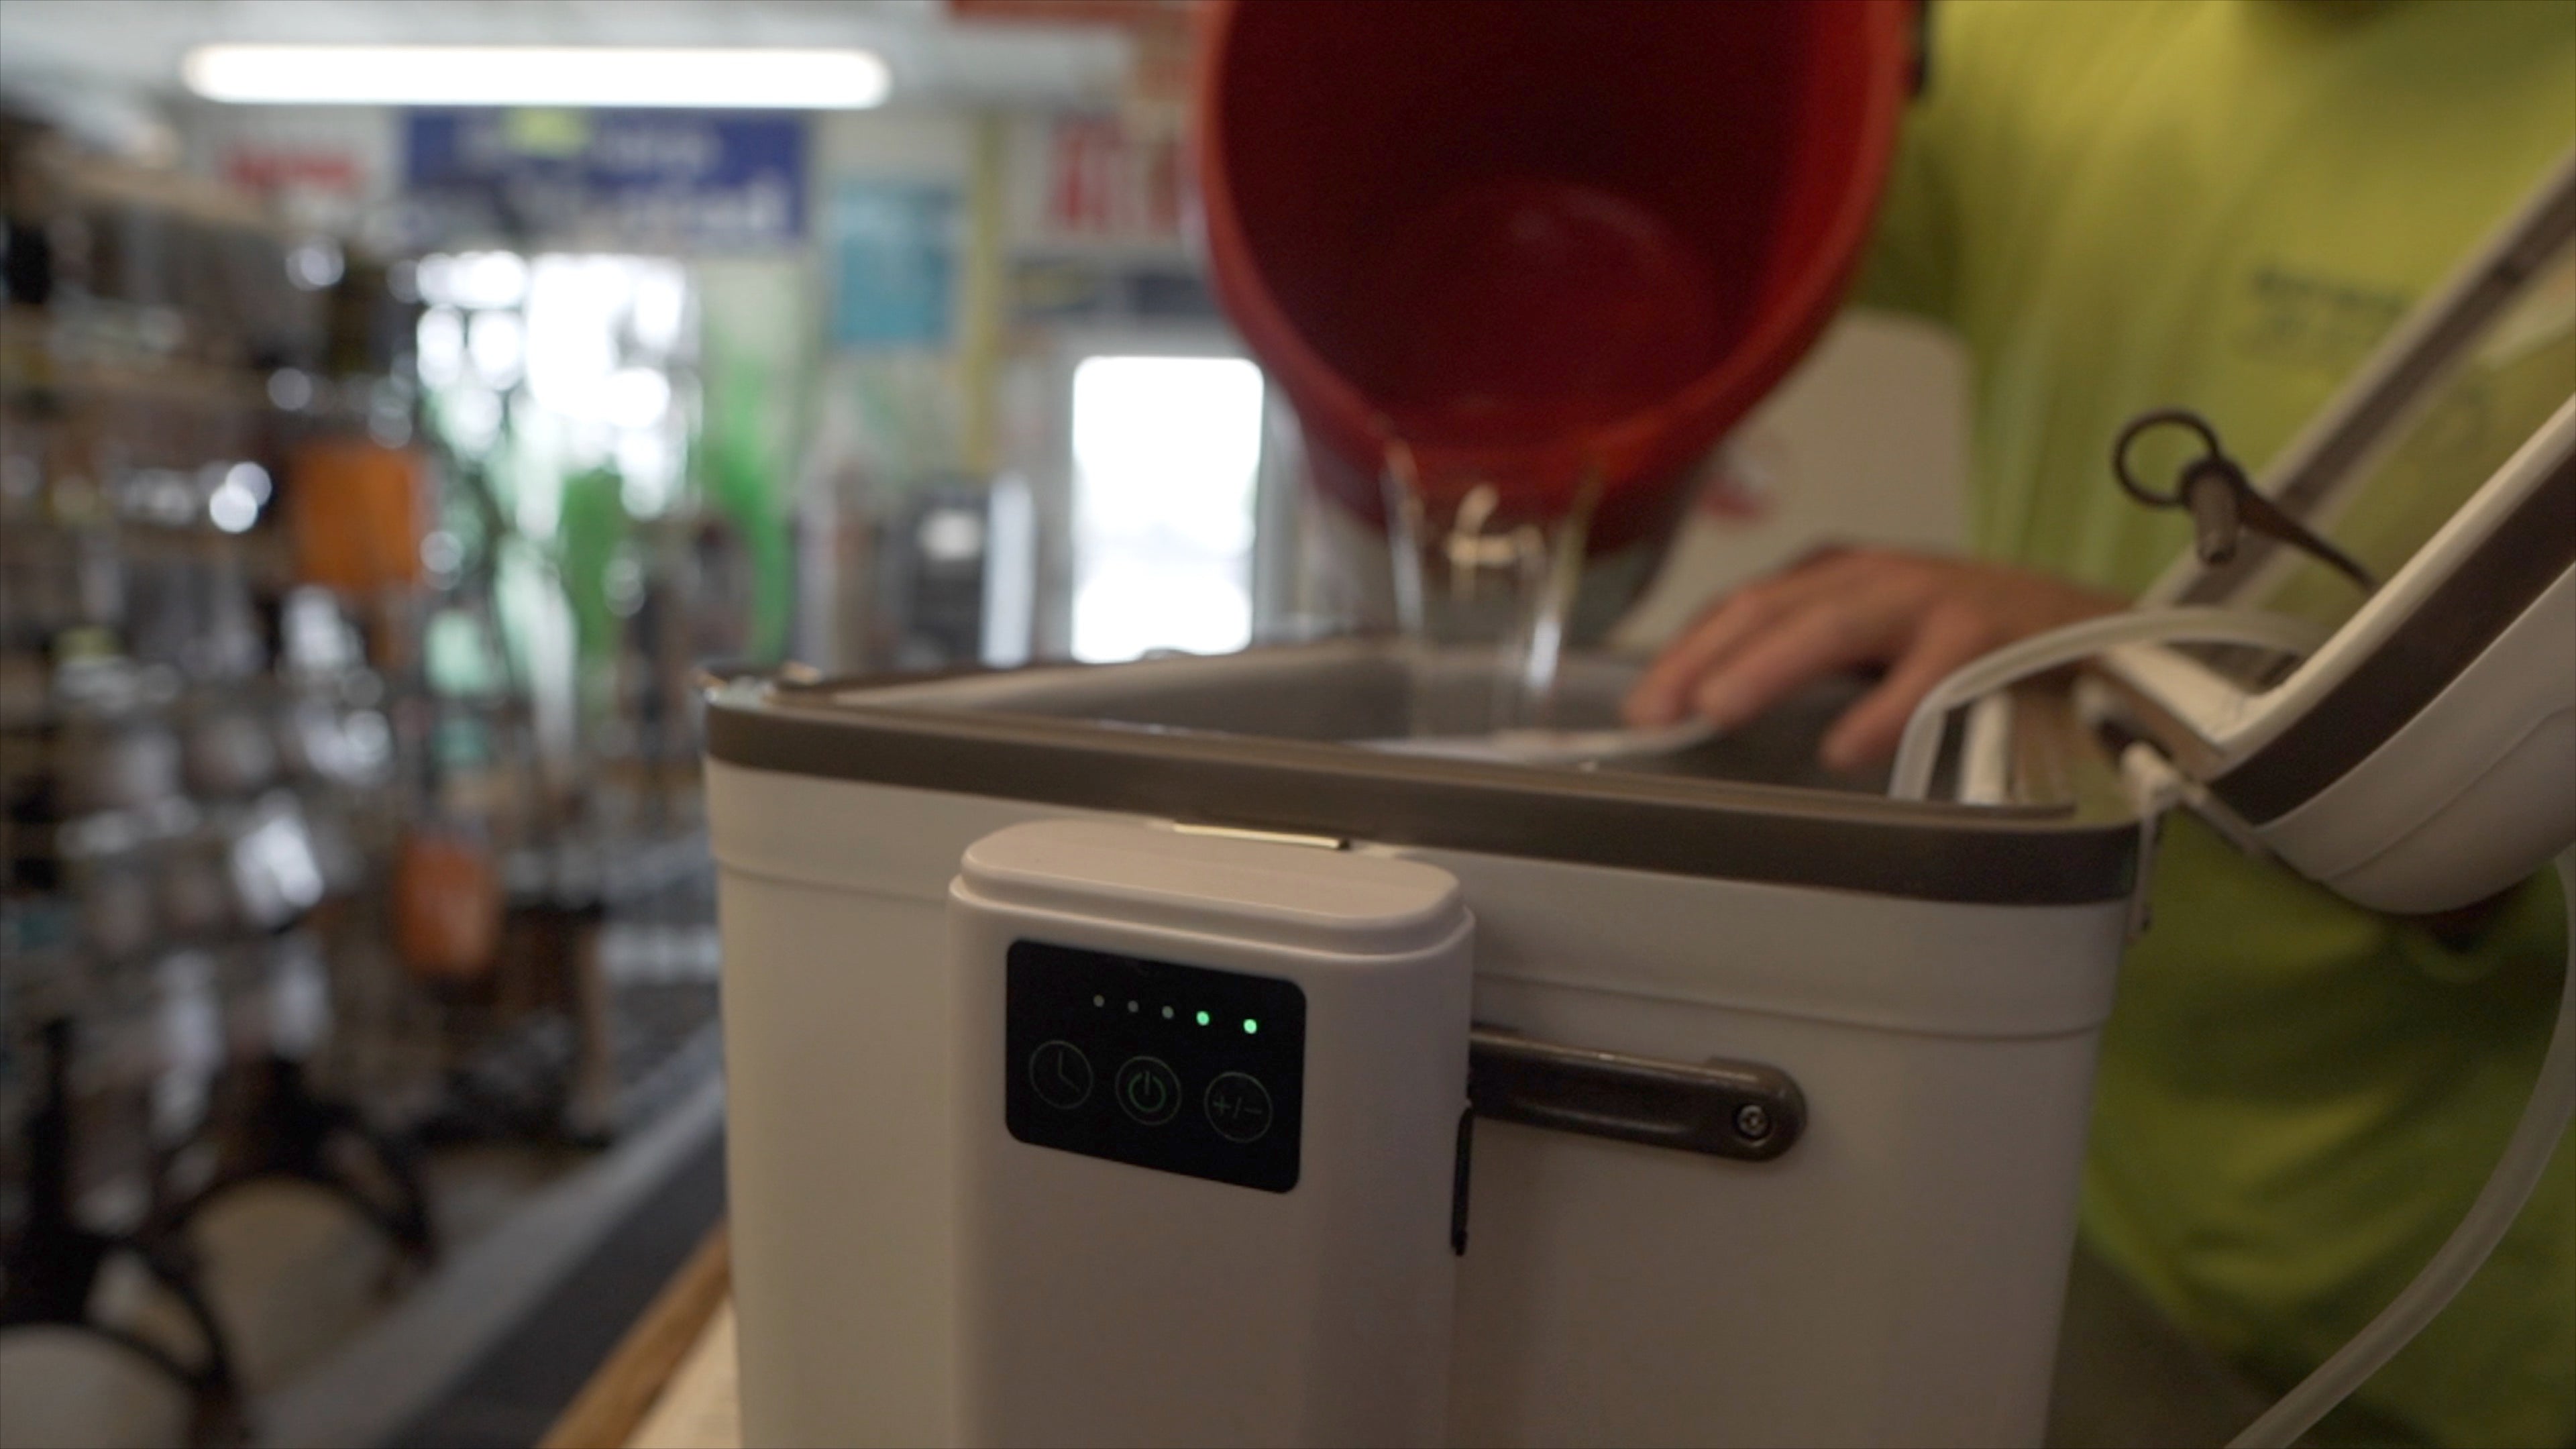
<box><xmin>1858</xmin><ymin>2</ymin><xmax>2575</xmax><ymax>1444</ymax></box>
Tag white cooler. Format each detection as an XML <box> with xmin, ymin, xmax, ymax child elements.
<box><xmin>706</xmin><ymin>156</ymin><xmax>2576</xmax><ymax>1448</ymax></box>
<box><xmin>708</xmin><ymin>650</ymin><xmax>2138</xmax><ymax>1447</ymax></box>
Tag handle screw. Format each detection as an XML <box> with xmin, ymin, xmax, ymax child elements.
<box><xmin>1733</xmin><ymin>1104</ymin><xmax>1773</xmax><ymax>1142</ymax></box>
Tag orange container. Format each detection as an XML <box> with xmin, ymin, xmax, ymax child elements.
<box><xmin>288</xmin><ymin>438</ymin><xmax>429</xmax><ymax>592</ymax></box>
<box><xmin>1195</xmin><ymin>0</ymin><xmax>1911</xmax><ymax>551</ymax></box>
<box><xmin>392</xmin><ymin>826</ymin><xmax>502</xmax><ymax>983</ymax></box>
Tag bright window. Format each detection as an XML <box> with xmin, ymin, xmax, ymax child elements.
<box><xmin>1069</xmin><ymin>356</ymin><xmax>1265</xmax><ymax>663</ymax></box>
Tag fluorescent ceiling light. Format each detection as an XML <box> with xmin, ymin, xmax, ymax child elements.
<box><xmin>181</xmin><ymin>45</ymin><xmax>891</xmax><ymax>109</ymax></box>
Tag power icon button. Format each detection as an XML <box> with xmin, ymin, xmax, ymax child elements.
<box><xmin>1114</xmin><ymin>1057</ymin><xmax>1183</xmax><ymax>1126</ymax></box>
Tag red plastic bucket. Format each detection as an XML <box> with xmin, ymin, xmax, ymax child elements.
<box><xmin>1195</xmin><ymin>0</ymin><xmax>1911</xmax><ymax>553</ymax></box>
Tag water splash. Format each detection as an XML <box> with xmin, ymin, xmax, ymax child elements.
<box><xmin>1378</xmin><ymin>441</ymin><xmax>1601</xmax><ymax>736</ymax></box>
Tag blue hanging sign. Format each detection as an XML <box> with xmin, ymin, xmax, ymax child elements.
<box><xmin>402</xmin><ymin>109</ymin><xmax>807</xmax><ymax>252</ymax></box>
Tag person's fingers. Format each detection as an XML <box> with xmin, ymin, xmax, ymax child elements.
<box><xmin>1626</xmin><ymin>600</ymin><xmax>1761</xmax><ymax>724</ymax></box>
<box><xmin>1817</xmin><ymin>608</ymin><xmax>2002</xmax><ymax>771</ymax></box>
<box><xmin>1686</xmin><ymin>590</ymin><xmax>1914</xmax><ymax>731</ymax></box>
<box><xmin>1627</xmin><ymin>550</ymin><xmax>2127</xmax><ymax>759</ymax></box>
<box><xmin>1623</xmin><ymin>555</ymin><xmax>1867</xmax><ymax>726</ymax></box>
<box><xmin>1625</xmin><ymin>590</ymin><xmax>1792</xmax><ymax>725</ymax></box>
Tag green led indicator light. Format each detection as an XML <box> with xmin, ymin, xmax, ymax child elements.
<box><xmin>1195</xmin><ymin>1011</ymin><xmax>1210</xmax><ymax>1026</ymax></box>
<box><xmin>1161</xmin><ymin>1006</ymin><xmax>1174</xmax><ymax>1020</ymax></box>
<box><xmin>1242</xmin><ymin>1018</ymin><xmax>1259</xmax><ymax>1034</ymax></box>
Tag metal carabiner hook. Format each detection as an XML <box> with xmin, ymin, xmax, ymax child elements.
<box><xmin>2112</xmin><ymin>409</ymin><xmax>2377</xmax><ymax>592</ymax></box>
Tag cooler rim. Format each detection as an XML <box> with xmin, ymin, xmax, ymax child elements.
<box><xmin>702</xmin><ymin>648</ymin><xmax>2139</xmax><ymax>908</ymax></box>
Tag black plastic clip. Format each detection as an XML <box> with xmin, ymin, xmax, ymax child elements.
<box><xmin>2113</xmin><ymin>409</ymin><xmax>2377</xmax><ymax>592</ymax></box>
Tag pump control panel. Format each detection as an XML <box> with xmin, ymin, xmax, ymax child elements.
<box><xmin>1004</xmin><ymin>939</ymin><xmax>1306</xmax><ymax>1193</ymax></box>
<box><xmin>954</xmin><ymin>820</ymin><xmax>1466</xmax><ymax>1444</ymax></box>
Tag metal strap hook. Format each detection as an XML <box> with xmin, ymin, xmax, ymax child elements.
<box><xmin>2114</xmin><ymin>409</ymin><xmax>2377</xmax><ymax>592</ymax></box>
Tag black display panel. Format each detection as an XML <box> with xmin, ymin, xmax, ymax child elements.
<box><xmin>1005</xmin><ymin>939</ymin><xmax>1305</xmax><ymax>1193</ymax></box>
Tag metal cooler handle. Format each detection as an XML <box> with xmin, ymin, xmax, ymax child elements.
<box><xmin>1466</xmin><ymin>1026</ymin><xmax>1805</xmax><ymax>1162</ymax></box>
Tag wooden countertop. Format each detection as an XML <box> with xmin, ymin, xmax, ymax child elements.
<box><xmin>540</xmin><ymin>1226</ymin><xmax>740</xmax><ymax>1449</ymax></box>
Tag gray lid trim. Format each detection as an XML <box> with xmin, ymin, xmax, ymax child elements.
<box><xmin>706</xmin><ymin>689</ymin><xmax>2139</xmax><ymax>906</ymax></box>
<box><xmin>2210</xmin><ymin>450</ymin><xmax>2576</xmax><ymax>824</ymax></box>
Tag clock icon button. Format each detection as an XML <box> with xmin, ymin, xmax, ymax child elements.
<box><xmin>1028</xmin><ymin>1040</ymin><xmax>1093</xmax><ymax>1110</ymax></box>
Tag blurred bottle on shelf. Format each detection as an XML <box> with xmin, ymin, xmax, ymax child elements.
<box><xmin>390</xmin><ymin>822</ymin><xmax>500</xmax><ymax>987</ymax></box>
<box><xmin>284</xmin><ymin>438</ymin><xmax>427</xmax><ymax>595</ymax></box>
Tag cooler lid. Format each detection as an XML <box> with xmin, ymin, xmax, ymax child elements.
<box><xmin>2086</xmin><ymin>151</ymin><xmax>2576</xmax><ymax>909</ymax></box>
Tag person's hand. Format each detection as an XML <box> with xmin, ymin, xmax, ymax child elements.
<box><xmin>1622</xmin><ymin>547</ymin><xmax>2126</xmax><ymax>771</ymax></box>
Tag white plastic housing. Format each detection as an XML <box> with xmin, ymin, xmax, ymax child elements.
<box><xmin>950</xmin><ymin>820</ymin><xmax>1472</xmax><ymax>1448</ymax></box>
<box><xmin>2263</xmin><ymin>567</ymin><xmax>2575</xmax><ymax>912</ymax></box>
